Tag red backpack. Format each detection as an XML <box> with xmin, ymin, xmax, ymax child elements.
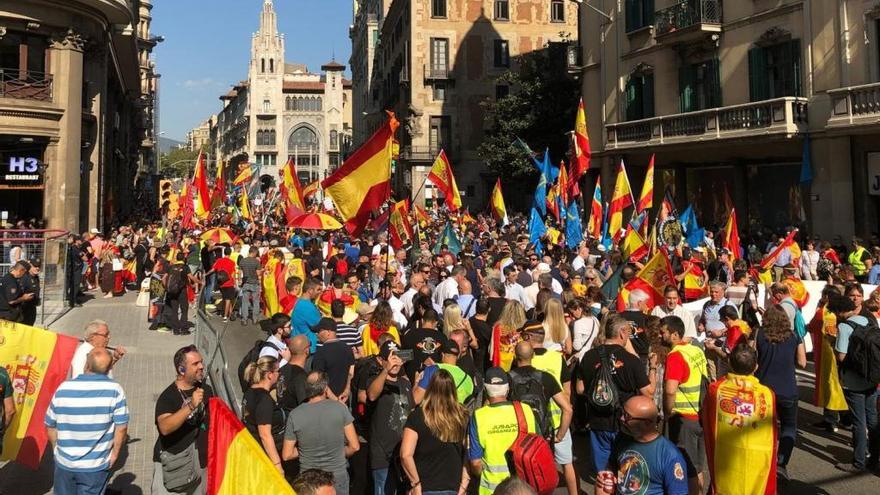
<box><xmin>507</xmin><ymin>401</ymin><xmax>559</xmax><ymax>495</ymax></box>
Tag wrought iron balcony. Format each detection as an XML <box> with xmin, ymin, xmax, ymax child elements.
<box><xmin>0</xmin><ymin>68</ymin><xmax>53</xmax><ymax>102</ymax></box>
<box><xmin>399</xmin><ymin>145</ymin><xmax>449</xmax><ymax>162</ymax></box>
<box><xmin>605</xmin><ymin>97</ymin><xmax>808</xmax><ymax>150</ymax></box>
<box><xmin>654</xmin><ymin>0</ymin><xmax>722</xmax><ymax>43</ymax></box>
<box><xmin>827</xmin><ymin>82</ymin><xmax>880</xmax><ymax>129</ymax></box>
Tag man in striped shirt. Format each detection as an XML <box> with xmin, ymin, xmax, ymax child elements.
<box><xmin>46</xmin><ymin>347</ymin><xmax>129</xmax><ymax>495</ymax></box>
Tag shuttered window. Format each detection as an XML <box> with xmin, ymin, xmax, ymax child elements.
<box><xmin>748</xmin><ymin>39</ymin><xmax>802</xmax><ymax>102</ymax></box>
<box><xmin>679</xmin><ymin>58</ymin><xmax>721</xmax><ymax>112</ymax></box>
<box><xmin>625</xmin><ymin>0</ymin><xmax>655</xmax><ymax>33</ymax></box>
<box><xmin>625</xmin><ymin>73</ymin><xmax>655</xmax><ymax>121</ymax></box>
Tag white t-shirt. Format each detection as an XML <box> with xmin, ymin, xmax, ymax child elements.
<box><xmin>572</xmin><ymin>316</ymin><xmax>600</xmax><ymax>361</ymax></box>
<box><xmin>70</xmin><ymin>342</ymin><xmax>114</xmax><ymax>379</ymax></box>
<box><xmin>259</xmin><ymin>335</ymin><xmax>289</xmax><ymax>367</ymax></box>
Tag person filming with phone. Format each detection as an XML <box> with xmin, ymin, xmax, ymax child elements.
<box><xmin>152</xmin><ymin>345</ymin><xmax>213</xmax><ymax>495</ymax></box>
<box><xmin>367</xmin><ymin>341</ymin><xmax>413</xmax><ymax>495</ymax></box>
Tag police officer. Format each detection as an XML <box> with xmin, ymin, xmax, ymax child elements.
<box><xmin>0</xmin><ymin>261</ymin><xmax>35</xmax><ymax>322</ymax></box>
<box><xmin>19</xmin><ymin>259</ymin><xmax>41</xmax><ymax>326</ymax></box>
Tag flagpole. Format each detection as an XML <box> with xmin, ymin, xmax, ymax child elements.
<box><xmin>411</xmin><ymin>172</ymin><xmax>431</xmax><ymax>206</ymax></box>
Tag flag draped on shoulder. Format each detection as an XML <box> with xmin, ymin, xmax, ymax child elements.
<box><xmin>571</xmin><ymin>97</ymin><xmax>591</xmax><ymax>185</ymax></box>
<box><xmin>490</xmin><ymin>179</ymin><xmax>508</xmax><ymax>225</ymax></box>
<box><xmin>389</xmin><ymin>199</ymin><xmax>413</xmax><ymax>249</ymax></box>
<box><xmin>428</xmin><ymin>150</ymin><xmax>462</xmax><ymax>212</ymax></box>
<box><xmin>587</xmin><ymin>176</ymin><xmax>603</xmax><ymax>239</ymax></box>
<box><xmin>207</xmin><ymin>398</ymin><xmax>294</xmax><ymax>495</ymax></box>
<box><xmin>723</xmin><ymin>208</ymin><xmax>741</xmax><ymax>260</ymax></box>
<box><xmin>0</xmin><ymin>321</ymin><xmax>78</xmax><ymax>469</ymax></box>
<box><xmin>637</xmin><ymin>154</ymin><xmax>654</xmax><ymax>213</ymax></box>
<box><xmin>322</xmin><ymin>112</ymin><xmax>398</xmax><ymax>234</ymax></box>
<box><xmin>608</xmin><ymin>160</ymin><xmax>633</xmax><ymax>243</ymax></box>
<box><xmin>193</xmin><ymin>151</ymin><xmax>211</xmax><ymax>220</ymax></box>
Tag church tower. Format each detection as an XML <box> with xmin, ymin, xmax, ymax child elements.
<box><xmin>248</xmin><ymin>0</ymin><xmax>285</xmax><ymax>179</ymax></box>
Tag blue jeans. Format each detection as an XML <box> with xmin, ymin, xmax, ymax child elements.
<box><xmin>53</xmin><ymin>466</ymin><xmax>109</xmax><ymax>495</ymax></box>
<box><xmin>776</xmin><ymin>396</ymin><xmax>798</xmax><ymax>467</ymax></box>
<box><xmin>372</xmin><ymin>467</ymin><xmax>397</xmax><ymax>495</ymax></box>
<box><xmin>239</xmin><ymin>283</ymin><xmax>261</xmax><ymax>320</ymax></box>
<box><xmin>202</xmin><ymin>273</ymin><xmax>215</xmax><ymax>306</ymax></box>
<box><xmin>842</xmin><ymin>386</ymin><xmax>880</xmax><ymax>469</ymax></box>
<box><xmin>589</xmin><ymin>430</ymin><xmax>618</xmax><ymax>474</ymax></box>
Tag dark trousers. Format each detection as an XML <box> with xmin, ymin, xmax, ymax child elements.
<box><xmin>843</xmin><ymin>386</ymin><xmax>880</xmax><ymax>469</ymax></box>
<box><xmin>66</xmin><ymin>270</ymin><xmax>82</xmax><ymax>305</ymax></box>
<box><xmin>776</xmin><ymin>396</ymin><xmax>798</xmax><ymax>467</ymax></box>
<box><xmin>20</xmin><ymin>304</ymin><xmax>37</xmax><ymax>326</ymax></box>
<box><xmin>166</xmin><ymin>291</ymin><xmax>189</xmax><ymax>331</ymax></box>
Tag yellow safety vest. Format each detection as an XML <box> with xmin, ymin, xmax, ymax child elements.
<box><xmin>531</xmin><ymin>349</ymin><xmax>564</xmax><ymax>429</ymax></box>
<box><xmin>473</xmin><ymin>402</ymin><xmax>536</xmax><ymax>495</ymax></box>
<box><xmin>849</xmin><ymin>247</ymin><xmax>867</xmax><ymax>276</ymax></box>
<box><xmin>669</xmin><ymin>343</ymin><xmax>708</xmax><ymax>416</ymax></box>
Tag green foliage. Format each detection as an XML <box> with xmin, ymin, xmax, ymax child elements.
<box><xmin>478</xmin><ymin>45</ymin><xmax>580</xmax><ymax>181</ymax></box>
<box><xmin>159</xmin><ymin>147</ymin><xmax>200</xmax><ymax>178</ymax></box>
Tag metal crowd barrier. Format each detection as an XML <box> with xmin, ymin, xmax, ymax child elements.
<box><xmin>0</xmin><ymin>229</ymin><xmax>69</xmax><ymax>326</ymax></box>
<box><xmin>194</xmin><ymin>308</ymin><xmax>241</xmax><ymax>417</ymax></box>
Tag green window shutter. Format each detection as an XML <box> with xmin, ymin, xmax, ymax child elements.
<box><xmin>644</xmin><ymin>74</ymin><xmax>655</xmax><ymax>117</ymax></box>
<box><xmin>748</xmin><ymin>47</ymin><xmax>767</xmax><ymax>102</ymax></box>
<box><xmin>679</xmin><ymin>65</ymin><xmax>696</xmax><ymax>113</ymax></box>
<box><xmin>625</xmin><ymin>0</ymin><xmax>637</xmax><ymax>32</ymax></box>
<box><xmin>708</xmin><ymin>58</ymin><xmax>721</xmax><ymax>108</ymax></box>
<box><xmin>644</xmin><ymin>0</ymin><xmax>655</xmax><ymax>27</ymax></box>
<box><xmin>790</xmin><ymin>39</ymin><xmax>803</xmax><ymax>96</ymax></box>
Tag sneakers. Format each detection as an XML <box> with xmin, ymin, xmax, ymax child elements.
<box><xmin>811</xmin><ymin>420</ymin><xmax>839</xmax><ymax>433</ymax></box>
<box><xmin>157</xmin><ymin>326</ymin><xmax>172</xmax><ymax>334</ymax></box>
<box><xmin>222</xmin><ymin>317</ymin><xmax>228</xmax><ymax>322</ymax></box>
<box><xmin>835</xmin><ymin>462</ymin><xmax>866</xmax><ymax>473</ymax></box>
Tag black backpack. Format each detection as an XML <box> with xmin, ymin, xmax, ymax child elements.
<box><xmin>587</xmin><ymin>346</ymin><xmax>621</xmax><ymax>414</ymax></box>
<box><xmin>237</xmin><ymin>340</ymin><xmax>280</xmax><ymax>391</ymax></box>
<box><xmin>166</xmin><ymin>264</ymin><xmax>186</xmax><ymax>297</ymax></box>
<box><xmin>739</xmin><ymin>286</ymin><xmax>761</xmax><ymax>331</ymax></box>
<box><xmin>508</xmin><ymin>368</ymin><xmax>552</xmax><ymax>440</ymax></box>
<box><xmin>842</xmin><ymin>319</ymin><xmax>880</xmax><ymax>385</ymax></box>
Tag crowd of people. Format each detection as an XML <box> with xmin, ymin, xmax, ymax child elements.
<box><xmin>4</xmin><ymin>202</ymin><xmax>880</xmax><ymax>495</ymax></box>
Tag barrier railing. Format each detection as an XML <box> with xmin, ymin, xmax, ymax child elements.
<box><xmin>194</xmin><ymin>309</ymin><xmax>241</xmax><ymax>417</ymax></box>
<box><xmin>0</xmin><ymin>229</ymin><xmax>69</xmax><ymax>327</ymax></box>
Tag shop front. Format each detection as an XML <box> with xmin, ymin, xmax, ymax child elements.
<box><xmin>0</xmin><ymin>135</ymin><xmax>47</xmax><ymax>225</ymax></box>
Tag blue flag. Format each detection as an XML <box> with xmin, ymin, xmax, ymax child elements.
<box><xmin>532</xmin><ymin>149</ymin><xmax>552</xmax><ymax>217</ymax></box>
<box><xmin>800</xmin><ymin>135</ymin><xmax>813</xmax><ymax>184</ymax></box>
<box><xmin>529</xmin><ymin>207</ymin><xmax>547</xmax><ymax>254</ymax></box>
<box><xmin>679</xmin><ymin>205</ymin><xmax>704</xmax><ymax>248</ymax></box>
<box><xmin>433</xmin><ymin>222</ymin><xmax>462</xmax><ymax>255</ymax></box>
<box><xmin>565</xmin><ymin>199</ymin><xmax>584</xmax><ymax>250</ymax></box>
<box><xmin>600</xmin><ymin>201</ymin><xmax>612</xmax><ymax>250</ymax></box>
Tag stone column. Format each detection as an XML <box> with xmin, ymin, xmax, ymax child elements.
<box><xmin>83</xmin><ymin>43</ymin><xmax>107</xmax><ymax>230</ymax></box>
<box><xmin>44</xmin><ymin>28</ymin><xmax>86</xmax><ymax>233</ymax></box>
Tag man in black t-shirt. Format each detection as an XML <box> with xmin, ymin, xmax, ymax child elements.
<box><xmin>367</xmin><ymin>341</ymin><xmax>413</xmax><ymax>495</ymax></box>
<box><xmin>401</xmin><ymin>308</ymin><xmax>447</xmax><ymax>382</ymax></box>
<box><xmin>620</xmin><ymin>289</ymin><xmax>651</xmax><ymax>363</ymax></box>
<box><xmin>469</xmin><ymin>298</ymin><xmax>493</xmax><ymax>375</ymax></box>
<box><xmin>578</xmin><ymin>316</ymin><xmax>653</xmax><ymax>476</ymax></box>
<box><xmin>152</xmin><ymin>345</ymin><xmax>213</xmax><ymax>494</ymax></box>
<box><xmin>277</xmin><ymin>335</ymin><xmax>310</xmax><ymax>413</ymax></box>
<box><xmin>311</xmin><ymin>318</ymin><xmax>355</xmax><ymax>401</ymax></box>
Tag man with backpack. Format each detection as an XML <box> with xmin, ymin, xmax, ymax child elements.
<box><xmin>237</xmin><ymin>313</ymin><xmax>292</xmax><ymax>392</ymax></box>
<box><xmin>578</xmin><ymin>315</ymin><xmax>653</xmax><ymax>475</ymax></box>
<box><xmin>827</xmin><ymin>294</ymin><xmax>880</xmax><ymax>473</ymax></box>
<box><xmin>165</xmin><ymin>252</ymin><xmax>196</xmax><ymax>336</ymax></box>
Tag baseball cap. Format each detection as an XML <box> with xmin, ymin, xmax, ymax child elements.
<box><xmin>484</xmin><ymin>367</ymin><xmax>509</xmax><ymax>386</ymax></box>
<box><xmin>440</xmin><ymin>340</ymin><xmax>460</xmax><ymax>356</ymax></box>
<box><xmin>378</xmin><ymin>340</ymin><xmax>400</xmax><ymax>360</ymax></box>
<box><xmin>311</xmin><ymin>317</ymin><xmax>337</xmax><ymax>333</ymax></box>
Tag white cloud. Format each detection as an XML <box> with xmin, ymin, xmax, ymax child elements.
<box><xmin>181</xmin><ymin>78</ymin><xmax>218</xmax><ymax>89</ymax></box>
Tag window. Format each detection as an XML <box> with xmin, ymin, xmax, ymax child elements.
<box><xmin>496</xmin><ymin>84</ymin><xmax>509</xmax><ymax>100</ymax></box>
<box><xmin>429</xmin><ymin>116</ymin><xmax>451</xmax><ymax>152</ymax></box>
<box><xmin>430</xmin><ymin>38</ymin><xmax>449</xmax><ymax>76</ymax></box>
<box><xmin>330</xmin><ymin>130</ymin><xmax>338</xmax><ymax>148</ymax></box>
<box><xmin>432</xmin><ymin>0</ymin><xmax>447</xmax><ymax>18</ymax></box>
<box><xmin>270</xmin><ymin>59</ymin><xmax>274</xmax><ymax>73</ymax></box>
<box><xmin>0</xmin><ymin>31</ymin><xmax>48</xmax><ymax>75</ymax></box>
<box><xmin>551</xmin><ymin>0</ymin><xmax>565</xmax><ymax>22</ymax></box>
<box><xmin>625</xmin><ymin>0</ymin><xmax>654</xmax><ymax>33</ymax></box>
<box><xmin>289</xmin><ymin>126</ymin><xmax>319</xmax><ymax>148</ymax></box>
<box><xmin>624</xmin><ymin>73</ymin><xmax>654</xmax><ymax>121</ymax></box>
<box><xmin>493</xmin><ymin>39</ymin><xmax>510</xmax><ymax>68</ymax></box>
<box><xmin>261</xmin><ymin>58</ymin><xmax>265</xmax><ymax>73</ymax></box>
<box><xmin>679</xmin><ymin>59</ymin><xmax>721</xmax><ymax>112</ymax></box>
<box><xmin>748</xmin><ymin>40</ymin><xmax>802</xmax><ymax>101</ymax></box>
<box><xmin>269</xmin><ymin>130</ymin><xmax>276</xmax><ymax>146</ymax></box>
<box><xmin>494</xmin><ymin>0</ymin><xmax>509</xmax><ymax>20</ymax></box>
<box><xmin>262</xmin><ymin>99</ymin><xmax>270</xmax><ymax>112</ymax></box>
<box><xmin>433</xmin><ymin>83</ymin><xmax>446</xmax><ymax>101</ymax></box>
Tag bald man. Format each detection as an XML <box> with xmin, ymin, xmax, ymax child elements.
<box><xmin>278</xmin><ymin>334</ymin><xmax>311</xmax><ymax>413</ymax></box>
<box><xmin>595</xmin><ymin>396</ymin><xmax>690</xmax><ymax>495</ymax></box>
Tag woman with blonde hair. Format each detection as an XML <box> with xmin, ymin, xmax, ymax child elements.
<box><xmin>241</xmin><ymin>356</ymin><xmax>286</xmax><ymax>473</ymax></box>
<box><xmin>442</xmin><ymin>303</ymin><xmax>469</xmax><ymax>336</ymax></box>
<box><xmin>361</xmin><ymin>301</ymin><xmax>400</xmax><ymax>356</ymax></box>
<box><xmin>490</xmin><ymin>300</ymin><xmax>526</xmax><ymax>371</ymax></box>
<box><xmin>542</xmin><ymin>298</ymin><xmax>573</xmax><ymax>355</ymax></box>
<box><xmin>400</xmin><ymin>369</ymin><xmax>470</xmax><ymax>495</ymax></box>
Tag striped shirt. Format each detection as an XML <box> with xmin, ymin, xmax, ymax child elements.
<box><xmin>45</xmin><ymin>374</ymin><xmax>129</xmax><ymax>472</ymax></box>
<box><xmin>336</xmin><ymin>323</ymin><xmax>363</xmax><ymax>350</ymax></box>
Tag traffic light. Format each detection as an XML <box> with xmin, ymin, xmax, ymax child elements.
<box><xmin>159</xmin><ymin>179</ymin><xmax>173</xmax><ymax>213</ymax></box>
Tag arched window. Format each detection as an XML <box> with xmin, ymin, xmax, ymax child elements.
<box><xmin>289</xmin><ymin>126</ymin><xmax>318</xmax><ymax>147</ymax></box>
<box><xmin>288</xmin><ymin>126</ymin><xmax>320</xmax><ymax>168</ymax></box>
<box><xmin>256</xmin><ymin>130</ymin><xmax>264</xmax><ymax>145</ymax></box>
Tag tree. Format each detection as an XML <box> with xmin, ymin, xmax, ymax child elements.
<box><xmin>159</xmin><ymin>147</ymin><xmax>200</xmax><ymax>178</ymax></box>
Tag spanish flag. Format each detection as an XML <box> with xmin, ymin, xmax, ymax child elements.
<box><xmin>572</xmin><ymin>97</ymin><xmax>591</xmax><ymax>184</ymax></box>
<box><xmin>211</xmin><ymin>160</ymin><xmax>226</xmax><ymax>208</ymax></box>
<box><xmin>428</xmin><ymin>149</ymin><xmax>462</xmax><ymax>212</ymax></box>
<box><xmin>490</xmin><ymin>179</ymin><xmax>508</xmax><ymax>225</ymax></box>
<box><xmin>238</xmin><ymin>186</ymin><xmax>252</xmax><ymax>221</ymax></box>
<box><xmin>0</xmin><ymin>321</ymin><xmax>78</xmax><ymax>469</ymax></box>
<box><xmin>608</xmin><ymin>160</ymin><xmax>633</xmax><ymax>243</ymax></box>
<box><xmin>303</xmin><ymin>180</ymin><xmax>320</xmax><ymax>200</ymax></box>
<box><xmin>207</xmin><ymin>398</ymin><xmax>294</xmax><ymax>495</ymax></box>
<box><xmin>683</xmin><ymin>261</ymin><xmax>709</xmax><ymax>300</ymax></box>
<box><xmin>280</xmin><ymin>157</ymin><xmax>306</xmax><ymax>215</ymax></box>
<box><xmin>760</xmin><ymin>229</ymin><xmax>798</xmax><ymax>271</ymax></box>
<box><xmin>622</xmin><ymin>228</ymin><xmax>648</xmax><ymax>262</ymax></box>
<box><xmin>637</xmin><ymin>154</ymin><xmax>654</xmax><ymax>213</ymax></box>
<box><xmin>723</xmin><ymin>208</ymin><xmax>741</xmax><ymax>261</ymax></box>
<box><xmin>389</xmin><ymin>199</ymin><xmax>414</xmax><ymax>249</ymax></box>
<box><xmin>587</xmin><ymin>175</ymin><xmax>602</xmax><ymax>239</ymax></box>
<box><xmin>231</xmin><ymin>165</ymin><xmax>253</xmax><ymax>187</ymax></box>
<box><xmin>415</xmin><ymin>204</ymin><xmax>431</xmax><ymax>228</ymax></box>
<box><xmin>193</xmin><ymin>151</ymin><xmax>212</xmax><ymax>220</ymax></box>
<box><xmin>631</xmin><ymin>250</ymin><xmax>675</xmax><ymax>307</ymax></box>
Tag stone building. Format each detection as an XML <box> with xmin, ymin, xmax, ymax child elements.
<box><xmin>350</xmin><ymin>0</ymin><xmax>579</xmax><ymax>207</ymax></box>
<box><xmin>187</xmin><ymin>118</ymin><xmax>212</xmax><ymax>152</ymax></box>
<box><xmin>573</xmin><ymin>0</ymin><xmax>880</xmax><ymax>238</ymax></box>
<box><xmin>212</xmin><ymin>0</ymin><xmax>353</xmax><ymax>188</ymax></box>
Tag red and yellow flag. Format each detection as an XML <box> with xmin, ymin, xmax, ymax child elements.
<box><xmin>428</xmin><ymin>149</ymin><xmax>462</xmax><ymax>212</ymax></box>
<box><xmin>415</xmin><ymin>204</ymin><xmax>431</xmax><ymax>228</ymax></box>
<box><xmin>490</xmin><ymin>179</ymin><xmax>508</xmax><ymax>225</ymax></box>
<box><xmin>389</xmin><ymin>199</ymin><xmax>414</xmax><ymax>249</ymax></box>
<box><xmin>211</xmin><ymin>160</ymin><xmax>226</xmax><ymax>208</ymax></box>
<box><xmin>631</xmin><ymin>250</ymin><xmax>675</xmax><ymax>307</ymax></box>
<box><xmin>280</xmin><ymin>157</ymin><xmax>306</xmax><ymax>215</ymax></box>
<box><xmin>0</xmin><ymin>321</ymin><xmax>78</xmax><ymax>469</ymax></box>
<box><xmin>303</xmin><ymin>180</ymin><xmax>320</xmax><ymax>200</ymax></box>
<box><xmin>207</xmin><ymin>397</ymin><xmax>294</xmax><ymax>495</ymax></box>
<box><xmin>238</xmin><ymin>186</ymin><xmax>252</xmax><ymax>221</ymax></box>
<box><xmin>622</xmin><ymin>228</ymin><xmax>648</xmax><ymax>262</ymax></box>
<box><xmin>760</xmin><ymin>229</ymin><xmax>798</xmax><ymax>271</ymax></box>
<box><xmin>684</xmin><ymin>262</ymin><xmax>709</xmax><ymax>300</ymax></box>
<box><xmin>723</xmin><ymin>208</ymin><xmax>741</xmax><ymax>261</ymax></box>
<box><xmin>572</xmin><ymin>97</ymin><xmax>591</xmax><ymax>184</ymax></box>
<box><xmin>231</xmin><ymin>164</ymin><xmax>253</xmax><ymax>187</ymax></box>
<box><xmin>587</xmin><ymin>175</ymin><xmax>603</xmax><ymax>239</ymax></box>
<box><xmin>637</xmin><ymin>154</ymin><xmax>654</xmax><ymax>213</ymax></box>
<box><xmin>608</xmin><ymin>160</ymin><xmax>633</xmax><ymax>243</ymax></box>
<box><xmin>322</xmin><ymin>112</ymin><xmax>398</xmax><ymax>234</ymax></box>
<box><xmin>193</xmin><ymin>151</ymin><xmax>211</xmax><ymax>219</ymax></box>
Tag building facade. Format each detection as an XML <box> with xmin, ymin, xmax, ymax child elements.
<box><xmin>350</xmin><ymin>0</ymin><xmax>579</xmax><ymax>207</ymax></box>
<box><xmin>212</xmin><ymin>0</ymin><xmax>353</xmax><ymax>188</ymax></box>
<box><xmin>0</xmin><ymin>0</ymin><xmax>158</xmax><ymax>232</ymax></box>
<box><xmin>187</xmin><ymin>118</ymin><xmax>212</xmax><ymax>152</ymax></box>
<box><xmin>573</xmin><ymin>0</ymin><xmax>880</xmax><ymax>239</ymax></box>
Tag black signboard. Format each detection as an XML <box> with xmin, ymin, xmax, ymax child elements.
<box><xmin>0</xmin><ymin>155</ymin><xmax>44</xmax><ymax>189</ymax></box>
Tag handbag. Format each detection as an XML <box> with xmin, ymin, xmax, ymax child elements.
<box><xmin>159</xmin><ymin>443</ymin><xmax>200</xmax><ymax>492</ymax></box>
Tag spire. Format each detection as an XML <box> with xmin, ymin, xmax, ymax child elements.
<box><xmin>259</xmin><ymin>0</ymin><xmax>278</xmax><ymax>38</ymax></box>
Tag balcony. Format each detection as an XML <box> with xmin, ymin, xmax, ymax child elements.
<box><xmin>424</xmin><ymin>64</ymin><xmax>454</xmax><ymax>81</ymax></box>
<box><xmin>605</xmin><ymin>97</ymin><xmax>808</xmax><ymax>150</ymax></box>
<box><xmin>0</xmin><ymin>69</ymin><xmax>53</xmax><ymax>102</ymax></box>
<box><xmin>566</xmin><ymin>44</ymin><xmax>583</xmax><ymax>76</ymax></box>
<box><xmin>654</xmin><ymin>0</ymin><xmax>722</xmax><ymax>44</ymax></box>
<box><xmin>827</xmin><ymin>82</ymin><xmax>880</xmax><ymax>130</ymax></box>
<box><xmin>399</xmin><ymin>145</ymin><xmax>449</xmax><ymax>162</ymax></box>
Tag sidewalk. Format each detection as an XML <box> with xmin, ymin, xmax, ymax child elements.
<box><xmin>0</xmin><ymin>291</ymin><xmax>195</xmax><ymax>495</ymax></box>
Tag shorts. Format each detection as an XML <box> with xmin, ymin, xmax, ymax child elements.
<box><xmin>667</xmin><ymin>415</ymin><xmax>706</xmax><ymax>471</ymax></box>
<box><xmin>220</xmin><ymin>287</ymin><xmax>237</xmax><ymax>301</ymax></box>
<box><xmin>554</xmin><ymin>429</ymin><xmax>573</xmax><ymax>465</ymax></box>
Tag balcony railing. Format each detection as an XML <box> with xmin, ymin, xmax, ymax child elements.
<box><xmin>424</xmin><ymin>64</ymin><xmax>453</xmax><ymax>81</ymax></box>
<box><xmin>606</xmin><ymin>97</ymin><xmax>808</xmax><ymax>150</ymax></box>
<box><xmin>0</xmin><ymin>68</ymin><xmax>53</xmax><ymax>102</ymax></box>
<box><xmin>655</xmin><ymin>0</ymin><xmax>722</xmax><ymax>41</ymax></box>
<box><xmin>827</xmin><ymin>82</ymin><xmax>880</xmax><ymax>128</ymax></box>
<box><xmin>399</xmin><ymin>145</ymin><xmax>449</xmax><ymax>162</ymax></box>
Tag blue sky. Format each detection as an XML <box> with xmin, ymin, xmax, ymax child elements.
<box><xmin>153</xmin><ymin>0</ymin><xmax>352</xmax><ymax>141</ymax></box>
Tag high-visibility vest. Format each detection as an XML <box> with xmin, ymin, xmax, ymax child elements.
<box><xmin>849</xmin><ymin>247</ymin><xmax>867</xmax><ymax>276</ymax></box>
<box><xmin>531</xmin><ymin>349</ymin><xmax>564</xmax><ymax>429</ymax></box>
<box><xmin>473</xmin><ymin>402</ymin><xmax>536</xmax><ymax>495</ymax></box>
<box><xmin>437</xmin><ymin>363</ymin><xmax>474</xmax><ymax>404</ymax></box>
<box><xmin>670</xmin><ymin>343</ymin><xmax>708</xmax><ymax>416</ymax></box>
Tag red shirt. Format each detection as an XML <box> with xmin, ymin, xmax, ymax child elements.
<box><xmin>725</xmin><ymin>323</ymin><xmax>748</xmax><ymax>352</ymax></box>
<box><xmin>665</xmin><ymin>344</ymin><xmax>699</xmax><ymax>420</ymax></box>
<box><xmin>212</xmin><ymin>257</ymin><xmax>236</xmax><ymax>288</ymax></box>
<box><xmin>280</xmin><ymin>294</ymin><xmax>298</xmax><ymax>314</ymax></box>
